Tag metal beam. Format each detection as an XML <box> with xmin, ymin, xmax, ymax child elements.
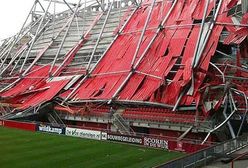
<box><xmin>49</xmin><ymin>0</ymin><xmax>82</xmax><ymax>76</ymax></box>
<box><xmin>19</xmin><ymin>19</ymin><xmax>51</xmax><ymax>73</ymax></box>
<box><xmin>43</xmin><ymin>0</ymin><xmax>77</xmax><ymax>6</ymax></box>
<box><xmin>130</xmin><ymin>0</ymin><xmax>156</xmax><ymax>68</ymax></box>
<box><xmin>191</xmin><ymin>0</ymin><xmax>210</xmax><ymax>68</ymax></box>
<box><xmin>0</xmin><ymin>45</ymin><xmax>28</xmax><ymax>76</ymax></box>
<box><xmin>0</xmin><ymin>17</ymin><xmax>44</xmax><ymax>75</ymax></box>
<box><xmin>10</xmin><ymin>48</ymin><xmax>28</xmax><ymax>75</ymax></box>
<box><xmin>223</xmin><ymin>95</ymin><xmax>236</xmax><ymax>139</ymax></box>
<box><xmin>231</xmin><ymin>88</ymin><xmax>248</xmax><ymax>137</ymax></box>
<box><xmin>201</xmin><ymin>92</ymin><xmax>237</xmax><ymax>144</ymax></box>
<box><xmin>0</xmin><ymin>0</ymin><xmax>37</xmax><ymax>70</ymax></box>
<box><xmin>62</xmin><ymin>5</ymin><xmax>139</xmax><ymax>104</ymax></box>
<box><xmin>67</xmin><ymin>99</ymin><xmax>174</xmax><ymax>109</ymax></box>
<box><xmin>22</xmin><ymin>16</ymin><xmax>72</xmax><ymax>76</ymax></box>
<box><xmin>193</xmin><ymin>0</ymin><xmax>223</xmax><ymax>68</ymax></box>
<box><xmin>0</xmin><ymin>37</ymin><xmax>14</xmax><ymax>61</ymax></box>
<box><xmin>62</xmin><ymin>0</ymin><xmax>75</xmax><ymax>13</ymax></box>
<box><xmin>0</xmin><ymin>16</ymin><xmax>42</xmax><ymax>64</ymax></box>
<box><xmin>108</xmin><ymin>0</ymin><xmax>178</xmax><ymax>104</ymax></box>
<box><xmin>209</xmin><ymin>62</ymin><xmax>225</xmax><ymax>83</ymax></box>
<box><xmin>19</xmin><ymin>0</ymin><xmax>53</xmax><ymax>74</ymax></box>
<box><xmin>51</xmin><ymin>12</ymin><xmax>104</xmax><ymax>76</ymax></box>
<box><xmin>95</xmin><ymin>0</ymin><xmax>104</xmax><ymax>12</ymax></box>
<box><xmin>37</xmin><ymin>0</ymin><xmax>46</xmax><ymax>12</ymax></box>
<box><xmin>86</xmin><ymin>2</ymin><xmax>113</xmax><ymax>72</ymax></box>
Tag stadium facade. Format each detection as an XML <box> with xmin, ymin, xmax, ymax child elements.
<box><xmin>0</xmin><ymin>0</ymin><xmax>248</xmax><ymax>146</ymax></box>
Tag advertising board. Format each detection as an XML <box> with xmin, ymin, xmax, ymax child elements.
<box><xmin>144</xmin><ymin>137</ymin><xmax>168</xmax><ymax>149</ymax></box>
<box><xmin>107</xmin><ymin>133</ymin><xmax>143</xmax><ymax>145</ymax></box>
<box><xmin>37</xmin><ymin>124</ymin><xmax>65</xmax><ymax>134</ymax></box>
<box><xmin>0</xmin><ymin>119</ymin><xmax>3</xmax><ymax>126</ymax></box>
<box><xmin>66</xmin><ymin>127</ymin><xmax>101</xmax><ymax>140</ymax></box>
<box><xmin>101</xmin><ymin>132</ymin><xmax>107</xmax><ymax>140</ymax></box>
<box><xmin>168</xmin><ymin>141</ymin><xmax>208</xmax><ymax>153</ymax></box>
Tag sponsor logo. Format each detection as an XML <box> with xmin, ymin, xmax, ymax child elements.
<box><xmin>107</xmin><ymin>134</ymin><xmax>143</xmax><ymax>145</ymax></box>
<box><xmin>0</xmin><ymin>120</ymin><xmax>3</xmax><ymax>126</ymax></box>
<box><xmin>38</xmin><ymin>125</ymin><xmax>64</xmax><ymax>134</ymax></box>
<box><xmin>144</xmin><ymin>137</ymin><xmax>168</xmax><ymax>149</ymax></box>
<box><xmin>101</xmin><ymin>132</ymin><xmax>107</xmax><ymax>140</ymax></box>
<box><xmin>175</xmin><ymin>141</ymin><xmax>185</xmax><ymax>151</ymax></box>
<box><xmin>66</xmin><ymin>127</ymin><xmax>101</xmax><ymax>140</ymax></box>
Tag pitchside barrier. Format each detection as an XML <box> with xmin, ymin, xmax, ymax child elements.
<box><xmin>158</xmin><ymin>135</ymin><xmax>248</xmax><ymax>168</ymax></box>
<box><xmin>106</xmin><ymin>133</ymin><xmax>143</xmax><ymax>145</ymax></box>
<box><xmin>0</xmin><ymin>119</ymin><xmax>3</xmax><ymax>127</ymax></box>
<box><xmin>3</xmin><ymin>120</ymin><xmax>36</xmax><ymax>131</ymax></box>
<box><xmin>0</xmin><ymin>119</ymin><xmax>209</xmax><ymax>153</ymax></box>
<box><xmin>65</xmin><ymin>127</ymin><xmax>102</xmax><ymax>140</ymax></box>
<box><xmin>37</xmin><ymin>123</ymin><xmax>65</xmax><ymax>135</ymax></box>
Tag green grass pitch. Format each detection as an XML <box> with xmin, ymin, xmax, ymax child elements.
<box><xmin>0</xmin><ymin>127</ymin><xmax>183</xmax><ymax>168</ymax></box>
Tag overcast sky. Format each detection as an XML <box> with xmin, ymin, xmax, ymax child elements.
<box><xmin>0</xmin><ymin>0</ymin><xmax>34</xmax><ymax>41</ymax></box>
<box><xmin>0</xmin><ymin>0</ymin><xmax>80</xmax><ymax>41</ymax></box>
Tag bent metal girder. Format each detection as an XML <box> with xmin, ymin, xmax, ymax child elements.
<box><xmin>0</xmin><ymin>0</ymin><xmax>248</xmax><ymax>143</ymax></box>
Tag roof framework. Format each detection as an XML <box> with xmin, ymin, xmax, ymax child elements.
<box><xmin>0</xmin><ymin>0</ymin><xmax>248</xmax><ymax>144</ymax></box>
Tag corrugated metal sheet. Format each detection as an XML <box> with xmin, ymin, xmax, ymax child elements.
<box><xmin>18</xmin><ymin>79</ymin><xmax>71</xmax><ymax>110</ymax></box>
<box><xmin>61</xmin><ymin>0</ymin><xmax>248</xmax><ymax>107</ymax></box>
<box><xmin>1</xmin><ymin>0</ymin><xmax>248</xmax><ymax>116</ymax></box>
<box><xmin>72</xmin><ymin>3</ymin><xmax>166</xmax><ymax>100</ymax></box>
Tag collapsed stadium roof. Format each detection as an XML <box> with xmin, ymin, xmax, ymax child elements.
<box><xmin>0</xmin><ymin>0</ymin><xmax>248</xmax><ymax>144</ymax></box>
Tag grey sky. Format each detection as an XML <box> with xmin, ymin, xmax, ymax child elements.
<box><xmin>0</xmin><ymin>0</ymin><xmax>80</xmax><ymax>41</ymax></box>
<box><xmin>0</xmin><ymin>0</ymin><xmax>34</xmax><ymax>41</ymax></box>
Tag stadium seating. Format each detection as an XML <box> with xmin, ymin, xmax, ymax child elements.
<box><xmin>122</xmin><ymin>108</ymin><xmax>202</xmax><ymax>124</ymax></box>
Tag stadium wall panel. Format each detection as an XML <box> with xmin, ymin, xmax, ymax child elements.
<box><xmin>0</xmin><ymin>120</ymin><xmax>210</xmax><ymax>153</ymax></box>
<box><xmin>168</xmin><ymin>141</ymin><xmax>208</xmax><ymax>153</ymax></box>
<box><xmin>0</xmin><ymin>119</ymin><xmax>4</xmax><ymax>127</ymax></box>
<box><xmin>4</xmin><ymin>120</ymin><xmax>36</xmax><ymax>132</ymax></box>
<box><xmin>74</xmin><ymin>121</ymin><xmax>108</xmax><ymax>131</ymax></box>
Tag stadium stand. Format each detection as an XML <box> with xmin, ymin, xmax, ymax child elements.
<box><xmin>0</xmin><ymin>0</ymin><xmax>248</xmax><ymax>146</ymax></box>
